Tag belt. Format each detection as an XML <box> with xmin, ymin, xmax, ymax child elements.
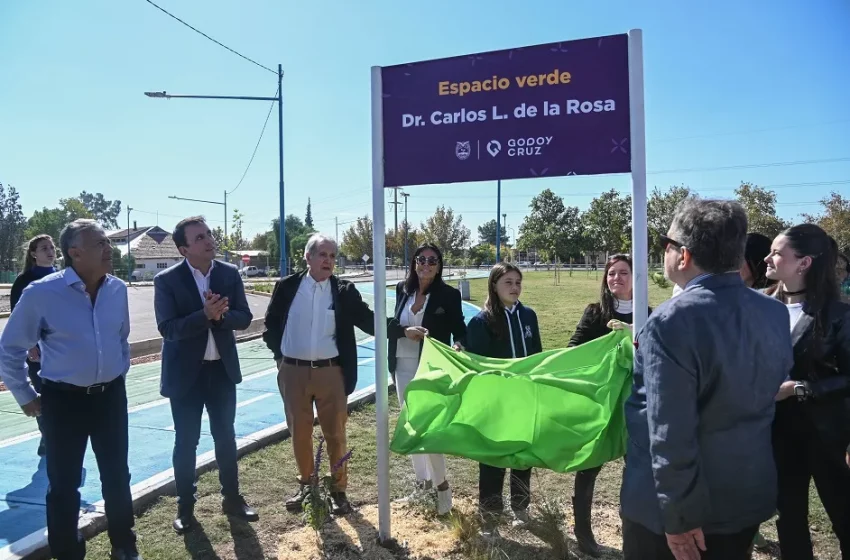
<box><xmin>42</xmin><ymin>376</ymin><xmax>121</xmax><ymax>395</ymax></box>
<box><xmin>283</xmin><ymin>356</ymin><xmax>340</xmax><ymax>369</ymax></box>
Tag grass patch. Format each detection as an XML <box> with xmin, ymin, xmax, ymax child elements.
<box><xmin>86</xmin><ymin>272</ymin><xmax>839</xmax><ymax>559</ymax></box>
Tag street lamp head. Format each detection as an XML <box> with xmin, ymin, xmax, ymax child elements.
<box><xmin>168</xmin><ymin>195</ymin><xmax>178</xmax><ymax>200</ymax></box>
<box><xmin>144</xmin><ymin>91</ymin><xmax>168</xmax><ymax>98</ymax></box>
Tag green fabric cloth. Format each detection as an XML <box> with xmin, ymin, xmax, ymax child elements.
<box><xmin>390</xmin><ymin>331</ymin><xmax>634</xmax><ymax>473</ymax></box>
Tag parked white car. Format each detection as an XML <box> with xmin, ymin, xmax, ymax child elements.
<box><xmin>240</xmin><ymin>266</ymin><xmax>261</xmax><ymax>278</ymax></box>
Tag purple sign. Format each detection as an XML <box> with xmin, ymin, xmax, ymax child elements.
<box><xmin>380</xmin><ymin>34</ymin><xmax>631</xmax><ymax>187</ymax></box>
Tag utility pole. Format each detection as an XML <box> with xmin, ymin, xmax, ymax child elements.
<box><xmin>335</xmin><ymin>216</ymin><xmax>340</xmax><ymax>270</ymax></box>
<box><xmin>388</xmin><ymin>188</ymin><xmax>402</xmax><ymax>267</ymax></box>
<box><xmin>401</xmin><ymin>191</ymin><xmax>410</xmax><ymax>273</ymax></box>
<box><xmin>126</xmin><ymin>206</ymin><xmax>133</xmax><ymax>284</ymax></box>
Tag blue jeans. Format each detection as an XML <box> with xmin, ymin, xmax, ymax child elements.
<box><xmin>170</xmin><ymin>361</ymin><xmax>239</xmax><ymax>514</ymax></box>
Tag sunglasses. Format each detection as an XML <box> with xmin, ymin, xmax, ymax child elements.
<box><xmin>658</xmin><ymin>234</ymin><xmax>684</xmax><ymax>251</ymax></box>
<box><xmin>416</xmin><ymin>256</ymin><xmax>440</xmax><ymax>266</ymax></box>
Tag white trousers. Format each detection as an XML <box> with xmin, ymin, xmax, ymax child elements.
<box><xmin>395</xmin><ymin>357</ymin><xmax>448</xmax><ymax>486</ymax></box>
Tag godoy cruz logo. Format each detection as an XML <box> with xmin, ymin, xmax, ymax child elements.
<box><xmin>455</xmin><ymin>141</ymin><xmax>471</xmax><ymax>160</ymax></box>
<box><xmin>487</xmin><ymin>140</ymin><xmax>501</xmax><ymax>157</ymax></box>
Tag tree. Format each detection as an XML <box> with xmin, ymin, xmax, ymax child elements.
<box><xmin>265</xmin><ymin>215</ymin><xmax>313</xmax><ymax>272</ymax></box>
<box><xmin>290</xmin><ymin>232</ymin><xmax>315</xmax><ymax>271</ymax></box>
<box><xmin>111</xmin><ymin>246</ymin><xmax>135</xmax><ymax>280</ymax></box>
<box><xmin>420</xmin><ymin>206</ymin><xmax>470</xmax><ymax>258</ymax></box>
<box><xmin>802</xmin><ymin>191</ymin><xmax>850</xmax><ymax>251</ymax></box>
<box><xmin>386</xmin><ymin>221</ymin><xmax>421</xmax><ymax>266</ymax></box>
<box><xmin>211</xmin><ymin>226</ymin><xmax>228</xmax><ymax>252</ymax></box>
<box><xmin>516</xmin><ymin>189</ymin><xmax>584</xmax><ymax>262</ymax></box>
<box><xmin>477</xmin><ymin>219</ymin><xmax>510</xmax><ymax>246</ymax></box>
<box><xmin>77</xmin><ymin>191</ymin><xmax>122</xmax><ymax>229</ymax></box>
<box><xmin>26</xmin><ymin>198</ymin><xmax>96</xmax><ymax>242</ymax></box>
<box><xmin>341</xmin><ymin>216</ymin><xmax>373</xmax><ymax>263</ymax></box>
<box><xmin>647</xmin><ymin>185</ymin><xmax>694</xmax><ymax>260</ymax></box>
<box><xmin>582</xmin><ymin>189</ymin><xmax>632</xmax><ymax>257</ymax></box>
<box><xmin>228</xmin><ymin>209</ymin><xmax>250</xmax><ymax>251</ymax></box>
<box><xmin>468</xmin><ymin>243</ymin><xmax>497</xmax><ymax>266</ymax></box>
<box><xmin>305</xmin><ymin>198</ymin><xmax>314</xmax><ymax>229</ymax></box>
<box><xmin>0</xmin><ymin>183</ymin><xmax>27</xmax><ymax>271</ymax></box>
<box><xmin>735</xmin><ymin>182</ymin><xmax>789</xmax><ymax>238</ymax></box>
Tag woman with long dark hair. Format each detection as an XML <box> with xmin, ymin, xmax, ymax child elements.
<box><xmin>765</xmin><ymin>223</ymin><xmax>850</xmax><ymax>559</ymax></box>
<box><xmin>10</xmin><ymin>234</ymin><xmax>57</xmax><ymax>457</ymax></box>
<box><xmin>466</xmin><ymin>262</ymin><xmax>542</xmax><ymax>537</ymax></box>
<box><xmin>388</xmin><ymin>243</ymin><xmax>466</xmax><ymax>515</ymax></box>
<box><xmin>567</xmin><ymin>254</ymin><xmax>650</xmax><ymax>557</ymax></box>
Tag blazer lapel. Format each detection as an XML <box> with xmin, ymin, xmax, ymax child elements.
<box><xmin>791</xmin><ymin>312</ymin><xmax>814</xmax><ymax>348</ymax></box>
<box><xmin>179</xmin><ymin>260</ymin><xmax>204</xmax><ymax>311</ymax></box>
<box><xmin>330</xmin><ymin>275</ymin><xmax>342</xmax><ymax>333</ymax></box>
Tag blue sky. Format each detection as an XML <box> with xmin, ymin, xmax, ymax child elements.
<box><xmin>1</xmin><ymin>0</ymin><xmax>848</xmax><ymax>241</ymax></box>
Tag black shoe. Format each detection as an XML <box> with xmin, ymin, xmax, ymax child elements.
<box><xmin>285</xmin><ymin>485</ymin><xmax>310</xmax><ymax>512</ymax></box>
<box><xmin>37</xmin><ymin>439</ymin><xmax>46</xmax><ymax>457</ymax></box>
<box><xmin>222</xmin><ymin>495</ymin><xmax>259</xmax><ymax>522</ymax></box>
<box><xmin>330</xmin><ymin>491</ymin><xmax>352</xmax><ymax>516</ymax></box>
<box><xmin>110</xmin><ymin>546</ymin><xmax>142</xmax><ymax>560</ymax></box>
<box><xmin>572</xmin><ymin>496</ymin><xmax>601</xmax><ymax>558</ymax></box>
<box><xmin>172</xmin><ymin>512</ymin><xmax>194</xmax><ymax>535</ymax></box>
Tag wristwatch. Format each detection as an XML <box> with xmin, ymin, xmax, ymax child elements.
<box><xmin>793</xmin><ymin>381</ymin><xmax>812</xmax><ymax>402</ymax></box>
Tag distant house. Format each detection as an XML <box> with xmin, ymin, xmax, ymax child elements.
<box><xmin>107</xmin><ymin>225</ymin><xmax>183</xmax><ymax>280</ymax></box>
<box><xmin>227</xmin><ymin>250</ymin><xmax>271</xmax><ymax>270</ymax></box>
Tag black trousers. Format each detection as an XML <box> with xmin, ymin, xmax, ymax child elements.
<box><xmin>622</xmin><ymin>518</ymin><xmax>758</xmax><ymax>560</ymax></box>
<box><xmin>479</xmin><ymin>463</ymin><xmax>531</xmax><ymax>513</ymax></box>
<box><xmin>41</xmin><ymin>376</ymin><xmax>135</xmax><ymax>560</ymax></box>
<box><xmin>28</xmin><ymin>360</ymin><xmax>44</xmax><ymax>438</ymax></box>
<box><xmin>170</xmin><ymin>361</ymin><xmax>239</xmax><ymax>514</ymax></box>
<box><xmin>774</xmin><ymin>425</ymin><xmax>850</xmax><ymax>559</ymax></box>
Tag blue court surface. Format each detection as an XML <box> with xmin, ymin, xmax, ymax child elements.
<box><xmin>0</xmin><ymin>280</ymin><xmax>483</xmax><ymax>558</ymax></box>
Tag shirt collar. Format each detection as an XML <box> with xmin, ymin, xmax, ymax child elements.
<box><xmin>684</xmin><ymin>272</ymin><xmax>714</xmax><ymax>290</ymax></box>
<box><xmin>304</xmin><ymin>271</ymin><xmax>329</xmax><ymax>291</ymax></box>
<box><xmin>186</xmin><ymin>258</ymin><xmax>214</xmax><ymax>278</ymax></box>
<box><xmin>62</xmin><ymin>267</ymin><xmax>110</xmax><ymax>289</ymax></box>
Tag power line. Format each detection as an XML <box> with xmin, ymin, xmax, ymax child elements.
<box><xmin>228</xmin><ymin>87</ymin><xmax>278</xmax><ymax>195</ymax></box>
<box><xmin>142</xmin><ymin>0</ymin><xmax>277</xmax><ymax>75</ymax></box>
<box><xmin>647</xmin><ymin>156</ymin><xmax>850</xmax><ymax>175</ymax></box>
<box><xmin>410</xmin><ymin>179</ymin><xmax>850</xmax><ymax>200</ymax></box>
<box><xmin>654</xmin><ymin>118</ymin><xmax>850</xmax><ymax>142</ymax></box>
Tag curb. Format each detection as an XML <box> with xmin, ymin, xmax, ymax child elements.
<box><xmin>3</xmin><ymin>380</ymin><xmax>388</xmax><ymax>560</ymax></box>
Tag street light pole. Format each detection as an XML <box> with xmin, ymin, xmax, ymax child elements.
<box><xmin>145</xmin><ymin>66</ymin><xmax>286</xmax><ymax>273</ymax></box>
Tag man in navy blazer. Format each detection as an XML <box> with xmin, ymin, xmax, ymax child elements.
<box><xmin>154</xmin><ymin>216</ymin><xmax>258</xmax><ymax>535</ymax></box>
<box><xmin>621</xmin><ymin>199</ymin><xmax>793</xmax><ymax>560</ymax></box>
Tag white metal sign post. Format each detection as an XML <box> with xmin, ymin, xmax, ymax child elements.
<box><xmin>371</xmin><ymin>29</ymin><xmax>646</xmax><ymax>542</ymax></box>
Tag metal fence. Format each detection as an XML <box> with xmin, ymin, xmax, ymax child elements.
<box><xmin>0</xmin><ymin>271</ymin><xmax>16</xmax><ymax>284</ymax></box>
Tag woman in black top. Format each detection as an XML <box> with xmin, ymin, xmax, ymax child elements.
<box><xmin>466</xmin><ymin>263</ymin><xmax>542</xmax><ymax>537</ymax></box>
<box><xmin>10</xmin><ymin>234</ymin><xmax>57</xmax><ymax>457</ymax></box>
<box><xmin>568</xmin><ymin>254</ymin><xmax>649</xmax><ymax>557</ymax></box>
<box><xmin>765</xmin><ymin>224</ymin><xmax>850</xmax><ymax>560</ymax></box>
<box><xmin>388</xmin><ymin>243</ymin><xmax>466</xmax><ymax>515</ymax></box>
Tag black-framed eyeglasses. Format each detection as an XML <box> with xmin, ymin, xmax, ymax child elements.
<box><xmin>658</xmin><ymin>234</ymin><xmax>684</xmax><ymax>251</ymax></box>
<box><xmin>416</xmin><ymin>256</ymin><xmax>440</xmax><ymax>266</ymax></box>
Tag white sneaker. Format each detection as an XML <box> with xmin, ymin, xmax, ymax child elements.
<box><xmin>436</xmin><ymin>487</ymin><xmax>452</xmax><ymax>515</ymax></box>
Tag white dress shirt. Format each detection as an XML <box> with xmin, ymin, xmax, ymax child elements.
<box><xmin>281</xmin><ymin>273</ymin><xmax>338</xmax><ymax>361</ymax></box>
<box><xmin>186</xmin><ymin>260</ymin><xmax>220</xmax><ymax>361</ymax></box>
<box><xmin>397</xmin><ymin>293</ymin><xmax>429</xmax><ymax>359</ymax></box>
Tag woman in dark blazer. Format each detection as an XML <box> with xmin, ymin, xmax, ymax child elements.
<box><xmin>765</xmin><ymin>224</ymin><xmax>850</xmax><ymax>560</ymax></box>
<box><xmin>11</xmin><ymin>234</ymin><xmax>57</xmax><ymax>457</ymax></box>
<box><xmin>388</xmin><ymin>243</ymin><xmax>466</xmax><ymax>516</ymax></box>
<box><xmin>568</xmin><ymin>254</ymin><xmax>650</xmax><ymax>558</ymax></box>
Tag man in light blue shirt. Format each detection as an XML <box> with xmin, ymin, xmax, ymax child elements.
<box><xmin>0</xmin><ymin>219</ymin><xmax>141</xmax><ymax>560</ymax></box>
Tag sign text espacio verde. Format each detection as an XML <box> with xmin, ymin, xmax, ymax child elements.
<box><xmin>380</xmin><ymin>34</ymin><xmax>632</xmax><ymax>187</ymax></box>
